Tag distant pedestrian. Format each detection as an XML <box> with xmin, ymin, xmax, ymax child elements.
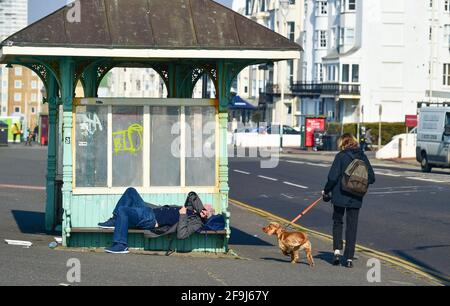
<box><xmin>322</xmin><ymin>133</ymin><xmax>376</xmax><ymax>268</ymax></box>
<box><xmin>11</xmin><ymin>123</ymin><xmax>21</xmax><ymax>143</ymax></box>
<box><xmin>365</xmin><ymin>128</ymin><xmax>373</xmax><ymax>151</ymax></box>
<box><xmin>33</xmin><ymin>125</ymin><xmax>39</xmax><ymax>142</ymax></box>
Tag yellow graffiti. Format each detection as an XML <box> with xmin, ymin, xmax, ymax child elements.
<box><xmin>113</xmin><ymin>124</ymin><xmax>143</xmax><ymax>154</ymax></box>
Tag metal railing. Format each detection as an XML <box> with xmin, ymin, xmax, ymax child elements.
<box><xmin>290</xmin><ymin>82</ymin><xmax>361</xmax><ymax>96</ymax></box>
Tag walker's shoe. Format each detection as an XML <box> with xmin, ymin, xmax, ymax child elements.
<box><xmin>105</xmin><ymin>243</ymin><xmax>129</xmax><ymax>254</ymax></box>
<box><xmin>345</xmin><ymin>260</ymin><xmax>354</xmax><ymax>269</ymax></box>
<box><xmin>333</xmin><ymin>254</ymin><xmax>341</xmax><ymax>266</ymax></box>
<box><xmin>98</xmin><ymin>218</ymin><xmax>115</xmax><ymax>229</ymax></box>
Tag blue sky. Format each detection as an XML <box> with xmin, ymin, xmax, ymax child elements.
<box><xmin>28</xmin><ymin>0</ymin><xmax>233</xmax><ymax>24</ymax></box>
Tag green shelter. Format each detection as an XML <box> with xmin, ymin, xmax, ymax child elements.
<box><xmin>0</xmin><ymin>0</ymin><xmax>301</xmax><ymax>252</ymax></box>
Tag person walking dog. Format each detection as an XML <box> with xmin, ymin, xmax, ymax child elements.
<box><xmin>322</xmin><ymin>134</ymin><xmax>375</xmax><ymax>268</ymax></box>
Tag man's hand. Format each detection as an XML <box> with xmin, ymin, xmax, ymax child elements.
<box><xmin>179</xmin><ymin>207</ymin><xmax>187</xmax><ymax>215</ymax></box>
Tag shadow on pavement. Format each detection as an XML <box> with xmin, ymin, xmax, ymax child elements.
<box><xmin>229</xmin><ymin>227</ymin><xmax>273</xmax><ymax>246</ymax></box>
<box><xmin>11</xmin><ymin>210</ymin><xmax>49</xmax><ymax>235</ymax></box>
<box><xmin>392</xmin><ymin>249</ymin><xmax>449</xmax><ymax>277</ymax></box>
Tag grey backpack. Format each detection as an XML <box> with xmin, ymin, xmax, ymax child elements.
<box><xmin>341</xmin><ymin>153</ymin><xmax>369</xmax><ymax>197</ymax></box>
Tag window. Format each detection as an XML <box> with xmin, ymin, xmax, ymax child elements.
<box><xmin>31</xmin><ymin>93</ymin><xmax>37</xmax><ymax>102</ymax></box>
<box><xmin>185</xmin><ymin>107</ymin><xmax>216</xmax><ymax>186</ymax></box>
<box><xmin>443</xmin><ymin>64</ymin><xmax>450</xmax><ymax>86</ymax></box>
<box><xmin>342</xmin><ymin>64</ymin><xmax>350</xmax><ymax>82</ymax></box>
<box><xmin>14</xmin><ymin>93</ymin><xmax>22</xmax><ymax>102</ymax></box>
<box><xmin>346</xmin><ymin>28</ymin><xmax>355</xmax><ymax>45</ymax></box>
<box><xmin>74</xmin><ymin>101</ymin><xmax>217</xmax><ymax>189</ymax></box>
<box><xmin>15</xmin><ymin>67</ymin><xmax>22</xmax><ymax>76</ymax></box>
<box><xmin>339</xmin><ymin>28</ymin><xmax>345</xmax><ymax>45</ymax></box>
<box><xmin>245</xmin><ymin>0</ymin><xmax>252</xmax><ymax>15</ymax></box>
<box><xmin>76</xmin><ymin>106</ymin><xmax>108</xmax><ymax>187</ymax></box>
<box><xmin>444</xmin><ymin>25</ymin><xmax>450</xmax><ymax>46</ymax></box>
<box><xmin>287</xmin><ymin>22</ymin><xmax>295</xmax><ymax>41</ymax></box>
<box><xmin>150</xmin><ymin>106</ymin><xmax>180</xmax><ymax>186</ymax></box>
<box><xmin>14</xmin><ymin>107</ymin><xmax>21</xmax><ymax>113</ymax></box>
<box><xmin>31</xmin><ymin>80</ymin><xmax>37</xmax><ymax>89</ymax></box>
<box><xmin>14</xmin><ymin>80</ymin><xmax>22</xmax><ymax>89</ymax></box>
<box><xmin>320</xmin><ymin>1</ymin><xmax>328</xmax><ymax>15</ymax></box>
<box><xmin>112</xmin><ymin>106</ymin><xmax>144</xmax><ymax>187</ymax></box>
<box><xmin>327</xmin><ymin>65</ymin><xmax>337</xmax><ymax>82</ymax></box>
<box><xmin>352</xmin><ymin>64</ymin><xmax>360</xmax><ymax>83</ymax></box>
<box><xmin>320</xmin><ymin>30</ymin><xmax>327</xmax><ymax>48</ymax></box>
<box><xmin>315</xmin><ymin>63</ymin><xmax>324</xmax><ymax>82</ymax></box>
<box><xmin>287</xmin><ymin>60</ymin><xmax>294</xmax><ymax>86</ymax></box>
<box><xmin>348</xmin><ymin>0</ymin><xmax>356</xmax><ymax>10</ymax></box>
<box><xmin>445</xmin><ymin>0</ymin><xmax>449</xmax><ymax>11</ymax></box>
<box><xmin>31</xmin><ymin>107</ymin><xmax>36</xmax><ymax>114</ymax></box>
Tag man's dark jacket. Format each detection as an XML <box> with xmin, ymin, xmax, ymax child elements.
<box><xmin>144</xmin><ymin>192</ymin><xmax>205</xmax><ymax>240</ymax></box>
<box><xmin>324</xmin><ymin>148</ymin><xmax>376</xmax><ymax>209</ymax></box>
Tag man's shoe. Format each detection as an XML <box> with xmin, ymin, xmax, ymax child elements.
<box><xmin>333</xmin><ymin>254</ymin><xmax>341</xmax><ymax>266</ymax></box>
<box><xmin>98</xmin><ymin>218</ymin><xmax>115</xmax><ymax>229</ymax></box>
<box><xmin>105</xmin><ymin>243</ymin><xmax>129</xmax><ymax>254</ymax></box>
<box><xmin>345</xmin><ymin>260</ymin><xmax>354</xmax><ymax>268</ymax></box>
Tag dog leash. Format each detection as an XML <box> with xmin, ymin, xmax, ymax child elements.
<box><xmin>287</xmin><ymin>197</ymin><xmax>323</xmax><ymax>227</ymax></box>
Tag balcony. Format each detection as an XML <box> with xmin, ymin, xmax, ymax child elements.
<box><xmin>291</xmin><ymin>82</ymin><xmax>361</xmax><ymax>97</ymax></box>
<box><xmin>264</xmin><ymin>83</ymin><xmax>292</xmax><ymax>95</ymax></box>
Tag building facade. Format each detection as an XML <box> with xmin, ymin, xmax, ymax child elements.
<box><xmin>0</xmin><ymin>0</ymin><xmax>28</xmax><ymax>117</ymax></box>
<box><xmin>234</xmin><ymin>0</ymin><xmax>304</xmax><ymax>127</ymax></box>
<box><xmin>295</xmin><ymin>0</ymin><xmax>450</xmax><ymax>124</ymax></box>
<box><xmin>7</xmin><ymin>65</ymin><xmax>45</xmax><ymax>130</ymax></box>
<box><xmin>0</xmin><ymin>0</ymin><xmax>46</xmax><ymax>131</ymax></box>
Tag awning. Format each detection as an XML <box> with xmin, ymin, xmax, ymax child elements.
<box><xmin>229</xmin><ymin>96</ymin><xmax>257</xmax><ymax>110</ymax></box>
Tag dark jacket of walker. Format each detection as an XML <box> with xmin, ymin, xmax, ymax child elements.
<box><xmin>324</xmin><ymin>148</ymin><xmax>376</xmax><ymax>209</ymax></box>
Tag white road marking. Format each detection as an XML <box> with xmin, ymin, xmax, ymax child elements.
<box><xmin>258</xmin><ymin>175</ymin><xmax>278</xmax><ymax>181</ymax></box>
<box><xmin>281</xmin><ymin>193</ymin><xmax>295</xmax><ymax>199</ymax></box>
<box><xmin>369</xmin><ymin>190</ymin><xmax>420</xmax><ymax>195</ymax></box>
<box><xmin>406</xmin><ymin>177</ymin><xmax>446</xmax><ymax>183</ymax></box>
<box><xmin>375</xmin><ymin>172</ymin><xmax>401</xmax><ymax>177</ymax></box>
<box><xmin>285</xmin><ymin>160</ymin><xmax>306</xmax><ymax>165</ymax></box>
<box><xmin>0</xmin><ymin>184</ymin><xmax>45</xmax><ymax>191</ymax></box>
<box><xmin>283</xmin><ymin>181</ymin><xmax>309</xmax><ymax>189</ymax></box>
<box><xmin>233</xmin><ymin>170</ymin><xmax>251</xmax><ymax>175</ymax></box>
<box><xmin>306</xmin><ymin>162</ymin><xmax>330</xmax><ymax>167</ymax></box>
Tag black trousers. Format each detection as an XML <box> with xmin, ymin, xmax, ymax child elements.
<box><xmin>333</xmin><ymin>206</ymin><xmax>360</xmax><ymax>260</ymax></box>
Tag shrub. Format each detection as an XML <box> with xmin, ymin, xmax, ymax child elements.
<box><xmin>325</xmin><ymin>122</ymin><xmax>406</xmax><ymax>145</ymax></box>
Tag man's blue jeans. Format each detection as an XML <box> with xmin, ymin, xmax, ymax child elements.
<box><xmin>112</xmin><ymin>188</ymin><xmax>157</xmax><ymax>246</ymax></box>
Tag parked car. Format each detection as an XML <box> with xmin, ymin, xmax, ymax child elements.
<box><xmin>416</xmin><ymin>107</ymin><xmax>450</xmax><ymax>172</ymax></box>
<box><xmin>265</xmin><ymin>125</ymin><xmax>301</xmax><ymax>135</ymax></box>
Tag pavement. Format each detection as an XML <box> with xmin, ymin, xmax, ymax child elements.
<box><xmin>0</xmin><ymin>145</ymin><xmax>444</xmax><ymax>286</ymax></box>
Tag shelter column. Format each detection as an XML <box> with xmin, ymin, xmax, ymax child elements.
<box><xmin>60</xmin><ymin>58</ymin><xmax>75</xmax><ymax>246</ymax></box>
<box><xmin>45</xmin><ymin>74</ymin><xmax>59</xmax><ymax>231</ymax></box>
<box><xmin>217</xmin><ymin>61</ymin><xmax>232</xmax><ymax>248</ymax></box>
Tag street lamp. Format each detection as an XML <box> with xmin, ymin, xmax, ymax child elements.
<box><xmin>375</xmin><ymin>104</ymin><xmax>383</xmax><ymax>150</ymax></box>
<box><xmin>278</xmin><ymin>0</ymin><xmax>290</xmax><ymax>150</ymax></box>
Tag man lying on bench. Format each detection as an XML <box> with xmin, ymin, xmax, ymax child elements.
<box><xmin>98</xmin><ymin>187</ymin><xmax>213</xmax><ymax>254</ymax></box>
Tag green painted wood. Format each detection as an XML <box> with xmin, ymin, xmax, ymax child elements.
<box><xmin>45</xmin><ymin>74</ymin><xmax>59</xmax><ymax>231</ymax></box>
<box><xmin>60</xmin><ymin>58</ymin><xmax>76</xmax><ymax>247</ymax></box>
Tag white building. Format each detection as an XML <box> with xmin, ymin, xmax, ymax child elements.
<box><xmin>0</xmin><ymin>0</ymin><xmax>28</xmax><ymax>116</ymax></box>
<box><xmin>297</xmin><ymin>0</ymin><xmax>450</xmax><ymax>124</ymax></box>
<box><xmin>100</xmin><ymin>67</ymin><xmax>216</xmax><ymax>99</ymax></box>
<box><xmin>101</xmin><ymin>68</ymin><xmax>167</xmax><ymax>98</ymax></box>
<box><xmin>234</xmin><ymin>0</ymin><xmax>304</xmax><ymax>127</ymax></box>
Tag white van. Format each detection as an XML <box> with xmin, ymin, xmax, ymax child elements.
<box><xmin>416</xmin><ymin>107</ymin><xmax>450</xmax><ymax>172</ymax></box>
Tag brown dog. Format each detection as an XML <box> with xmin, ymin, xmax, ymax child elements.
<box><xmin>262</xmin><ymin>222</ymin><xmax>314</xmax><ymax>266</ymax></box>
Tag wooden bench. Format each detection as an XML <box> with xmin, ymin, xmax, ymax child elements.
<box><xmin>70</xmin><ymin>227</ymin><xmax>227</xmax><ymax>255</ymax></box>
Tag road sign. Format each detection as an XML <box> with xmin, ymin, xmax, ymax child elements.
<box><xmin>405</xmin><ymin>115</ymin><xmax>418</xmax><ymax>128</ymax></box>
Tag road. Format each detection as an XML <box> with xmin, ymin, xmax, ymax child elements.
<box><xmin>229</xmin><ymin>156</ymin><xmax>450</xmax><ymax>279</ymax></box>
